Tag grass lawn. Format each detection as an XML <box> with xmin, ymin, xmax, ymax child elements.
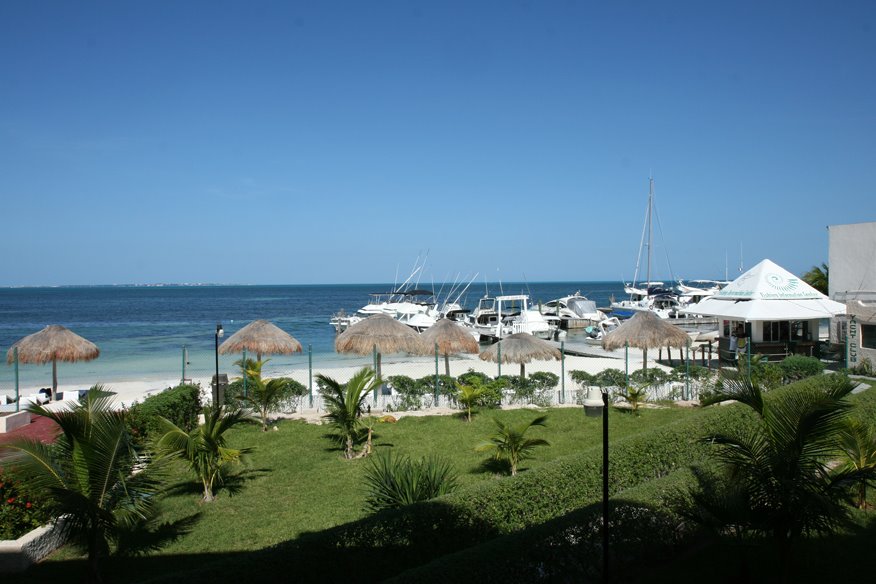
<box><xmin>20</xmin><ymin>403</ymin><xmax>696</xmax><ymax>582</ymax></box>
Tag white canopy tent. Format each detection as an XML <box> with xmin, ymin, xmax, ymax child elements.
<box><xmin>683</xmin><ymin>259</ymin><xmax>846</xmax><ymax>321</ymax></box>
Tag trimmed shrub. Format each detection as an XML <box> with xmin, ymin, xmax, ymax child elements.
<box><xmin>126</xmin><ymin>383</ymin><xmax>202</xmax><ymax>443</ymax></box>
<box><xmin>778</xmin><ymin>354</ymin><xmax>824</xmax><ymax>382</ymax></box>
<box><xmin>387</xmin><ymin>466</ymin><xmax>703</xmax><ymax>584</ymax></box>
<box><xmin>457</xmin><ymin>371</ymin><xmax>504</xmax><ymax>408</ymax></box>
<box><xmin>595</xmin><ymin>368</ymin><xmax>627</xmax><ymax>388</ymax></box>
<box><xmin>630</xmin><ymin>367</ymin><xmax>669</xmax><ymax>386</ymax></box>
<box><xmin>569</xmin><ymin>369</ymin><xmax>596</xmax><ymax>388</ymax></box>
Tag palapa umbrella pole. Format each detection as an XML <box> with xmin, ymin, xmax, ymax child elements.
<box><xmin>520</xmin><ymin>362</ymin><xmax>525</xmax><ymax>380</ymax></box>
<box><xmin>52</xmin><ymin>358</ymin><xmax>59</xmax><ymax>401</ymax></box>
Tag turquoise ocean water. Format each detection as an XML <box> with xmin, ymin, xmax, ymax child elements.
<box><xmin>0</xmin><ymin>282</ymin><xmax>626</xmax><ymax>390</ymax></box>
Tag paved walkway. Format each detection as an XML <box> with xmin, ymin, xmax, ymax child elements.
<box><xmin>0</xmin><ymin>414</ymin><xmax>59</xmax><ymax>445</ymax></box>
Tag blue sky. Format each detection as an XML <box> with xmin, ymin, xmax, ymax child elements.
<box><xmin>1</xmin><ymin>1</ymin><xmax>874</xmax><ymax>286</ymax></box>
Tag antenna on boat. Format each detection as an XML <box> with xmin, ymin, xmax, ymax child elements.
<box><xmin>497</xmin><ymin>268</ymin><xmax>504</xmax><ymax>295</ymax></box>
<box><xmin>523</xmin><ymin>272</ymin><xmax>533</xmax><ymax>298</ymax></box>
<box><xmin>725</xmin><ymin>250</ymin><xmax>729</xmax><ymax>281</ymax></box>
<box><xmin>739</xmin><ymin>242</ymin><xmax>744</xmax><ymax>273</ymax></box>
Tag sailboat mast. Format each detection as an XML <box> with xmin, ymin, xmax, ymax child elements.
<box><xmin>646</xmin><ymin>177</ymin><xmax>654</xmax><ymax>287</ymax></box>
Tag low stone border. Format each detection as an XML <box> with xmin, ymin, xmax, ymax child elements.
<box><xmin>0</xmin><ymin>518</ymin><xmax>67</xmax><ymax>573</ymax></box>
<box><xmin>0</xmin><ymin>411</ymin><xmax>31</xmax><ymax>433</ymax></box>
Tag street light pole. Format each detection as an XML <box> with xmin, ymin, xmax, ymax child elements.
<box><xmin>214</xmin><ymin>323</ymin><xmax>224</xmax><ymax>406</ymax></box>
<box><xmin>602</xmin><ymin>386</ymin><xmax>610</xmax><ymax>582</ymax></box>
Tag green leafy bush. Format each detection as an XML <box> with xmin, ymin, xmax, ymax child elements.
<box><xmin>387</xmin><ymin>375</ymin><xmax>421</xmax><ymax>396</ymax></box>
<box><xmin>630</xmin><ymin>367</ymin><xmax>669</xmax><ymax>386</ymax></box>
<box><xmin>507</xmin><ymin>372</ymin><xmax>557</xmax><ymax>406</ymax></box>
<box><xmin>569</xmin><ymin>369</ymin><xmax>596</xmax><ymax>388</ymax></box>
<box><xmin>0</xmin><ymin>470</ymin><xmax>54</xmax><ymax>540</ymax></box>
<box><xmin>778</xmin><ymin>355</ymin><xmax>824</xmax><ymax>382</ymax></box>
<box><xmin>126</xmin><ymin>383</ymin><xmax>202</xmax><ymax>443</ymax></box>
<box><xmin>363</xmin><ymin>452</ymin><xmax>459</xmax><ymax>511</ymax></box>
<box><xmin>457</xmin><ymin>370</ymin><xmax>504</xmax><ymax>408</ymax></box>
<box><xmin>595</xmin><ymin>368</ymin><xmax>627</xmax><ymax>388</ymax></box>
<box><xmin>737</xmin><ymin>354</ymin><xmax>783</xmax><ymax>389</ymax></box>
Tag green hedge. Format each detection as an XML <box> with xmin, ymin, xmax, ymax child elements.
<box><xmin>387</xmin><ymin>466</ymin><xmax>704</xmax><ymax>583</ymax></box>
<box><xmin>126</xmin><ymin>383</ymin><xmax>202</xmax><ymax>443</ymax></box>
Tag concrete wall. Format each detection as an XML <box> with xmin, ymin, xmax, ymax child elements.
<box><xmin>828</xmin><ymin>221</ymin><xmax>876</xmax><ymax>364</ymax></box>
<box><xmin>828</xmin><ymin>221</ymin><xmax>876</xmax><ymax>298</ymax></box>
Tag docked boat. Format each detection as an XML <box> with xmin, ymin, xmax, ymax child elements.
<box><xmin>462</xmin><ymin>294</ymin><xmax>561</xmax><ymax>341</ymax></box>
<box><xmin>542</xmin><ymin>291</ymin><xmax>611</xmax><ymax>329</ymax></box>
<box><xmin>609</xmin><ymin>178</ymin><xmax>688</xmax><ymax>320</ymax></box>
<box><xmin>580</xmin><ymin>316</ymin><xmax>622</xmax><ymax>344</ymax></box>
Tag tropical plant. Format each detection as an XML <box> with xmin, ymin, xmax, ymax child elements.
<box><xmin>363</xmin><ymin>452</ymin><xmax>459</xmax><ymax>511</ymax></box>
<box><xmin>694</xmin><ymin>373</ymin><xmax>867</xmax><ymax>571</ymax></box>
<box><xmin>0</xmin><ymin>470</ymin><xmax>53</xmax><ymax>540</ymax></box>
<box><xmin>0</xmin><ymin>386</ymin><xmax>163</xmax><ymax>582</ymax></box>
<box><xmin>455</xmin><ymin>381</ymin><xmax>488</xmax><ymax>422</ymax></box>
<box><xmin>157</xmin><ymin>405</ymin><xmax>253</xmax><ymax>502</ymax></box>
<box><xmin>835</xmin><ymin>416</ymin><xmax>876</xmax><ymax>509</ymax></box>
<box><xmin>317</xmin><ymin>367</ymin><xmax>380</xmax><ymax>459</ymax></box>
<box><xmin>236</xmin><ymin>373</ymin><xmax>305</xmax><ymax>431</ymax></box>
<box><xmin>476</xmin><ymin>415</ymin><xmax>550</xmax><ymax>476</ymax></box>
<box><xmin>802</xmin><ymin>262</ymin><xmax>829</xmax><ymax>295</ymax></box>
<box><xmin>618</xmin><ymin>384</ymin><xmax>648</xmax><ymax>414</ymax></box>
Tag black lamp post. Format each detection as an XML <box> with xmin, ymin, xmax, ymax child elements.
<box><xmin>214</xmin><ymin>323</ymin><xmax>224</xmax><ymax>406</ymax></box>
<box><xmin>602</xmin><ymin>386</ymin><xmax>610</xmax><ymax>582</ymax></box>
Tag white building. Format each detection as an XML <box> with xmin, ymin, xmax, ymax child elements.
<box><xmin>828</xmin><ymin>221</ymin><xmax>876</xmax><ymax>369</ymax></box>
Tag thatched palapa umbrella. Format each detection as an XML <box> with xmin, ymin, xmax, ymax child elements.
<box><xmin>419</xmin><ymin>318</ymin><xmax>480</xmax><ymax>376</ymax></box>
<box><xmin>6</xmin><ymin>325</ymin><xmax>100</xmax><ymax>400</ymax></box>
<box><xmin>601</xmin><ymin>310</ymin><xmax>690</xmax><ymax>371</ymax></box>
<box><xmin>335</xmin><ymin>314</ymin><xmax>425</xmax><ymax>377</ymax></box>
<box><xmin>479</xmin><ymin>332</ymin><xmax>561</xmax><ymax>379</ymax></box>
<box><xmin>219</xmin><ymin>319</ymin><xmax>302</xmax><ymax>362</ymax></box>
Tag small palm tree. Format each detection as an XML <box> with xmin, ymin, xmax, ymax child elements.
<box><xmin>157</xmin><ymin>405</ymin><xmax>253</xmax><ymax>502</ymax></box>
<box><xmin>456</xmin><ymin>381</ymin><xmax>487</xmax><ymax>422</ymax></box>
<box><xmin>697</xmin><ymin>373</ymin><xmax>865</xmax><ymax>572</ymax></box>
<box><xmin>476</xmin><ymin>415</ymin><xmax>550</xmax><ymax>476</ymax></box>
<box><xmin>619</xmin><ymin>384</ymin><xmax>648</xmax><ymax>414</ymax></box>
<box><xmin>836</xmin><ymin>417</ymin><xmax>876</xmax><ymax>509</ymax></box>
<box><xmin>317</xmin><ymin>367</ymin><xmax>380</xmax><ymax>459</ymax></box>
<box><xmin>0</xmin><ymin>386</ymin><xmax>160</xmax><ymax>583</ymax></box>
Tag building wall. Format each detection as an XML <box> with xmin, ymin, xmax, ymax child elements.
<box><xmin>828</xmin><ymin>221</ymin><xmax>876</xmax><ymax>366</ymax></box>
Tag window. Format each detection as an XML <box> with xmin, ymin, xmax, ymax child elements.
<box><xmin>863</xmin><ymin>324</ymin><xmax>876</xmax><ymax>350</ymax></box>
<box><xmin>763</xmin><ymin>321</ymin><xmax>791</xmax><ymax>343</ymax></box>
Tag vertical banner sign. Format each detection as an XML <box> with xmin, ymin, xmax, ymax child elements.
<box><xmin>847</xmin><ymin>316</ymin><xmax>859</xmax><ymax>369</ymax></box>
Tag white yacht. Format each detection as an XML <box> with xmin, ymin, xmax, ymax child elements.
<box><xmin>543</xmin><ymin>291</ymin><xmax>610</xmax><ymax>328</ymax></box>
<box><xmin>462</xmin><ymin>294</ymin><xmax>559</xmax><ymax>341</ymax></box>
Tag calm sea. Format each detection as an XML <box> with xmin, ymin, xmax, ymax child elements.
<box><xmin>0</xmin><ymin>282</ymin><xmax>625</xmax><ymax>389</ymax></box>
